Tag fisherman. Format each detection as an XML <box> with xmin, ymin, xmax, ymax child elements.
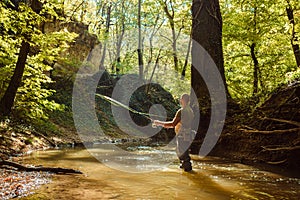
<box><xmin>153</xmin><ymin>93</ymin><xmax>194</xmax><ymax>172</ymax></box>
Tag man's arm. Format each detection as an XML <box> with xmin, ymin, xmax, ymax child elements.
<box><xmin>153</xmin><ymin>110</ymin><xmax>181</xmax><ymax>128</ymax></box>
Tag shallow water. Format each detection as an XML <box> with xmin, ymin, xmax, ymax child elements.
<box><xmin>19</xmin><ymin>147</ymin><xmax>300</xmax><ymax>200</ymax></box>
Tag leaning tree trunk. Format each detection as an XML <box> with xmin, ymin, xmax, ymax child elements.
<box><xmin>251</xmin><ymin>42</ymin><xmax>259</xmax><ymax>96</ymax></box>
<box><xmin>251</xmin><ymin>7</ymin><xmax>259</xmax><ymax>97</ymax></box>
<box><xmin>0</xmin><ymin>41</ymin><xmax>30</xmax><ymax>116</ymax></box>
<box><xmin>190</xmin><ymin>0</ymin><xmax>229</xmax><ymax>153</ymax></box>
<box><xmin>0</xmin><ymin>0</ymin><xmax>42</xmax><ymax>117</ymax></box>
<box><xmin>0</xmin><ymin>159</ymin><xmax>82</xmax><ymax>174</ymax></box>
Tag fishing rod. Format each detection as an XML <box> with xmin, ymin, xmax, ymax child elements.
<box><xmin>95</xmin><ymin>93</ymin><xmax>172</xmax><ymax>121</ymax></box>
<box><xmin>95</xmin><ymin>93</ymin><xmax>198</xmax><ymax>133</ymax></box>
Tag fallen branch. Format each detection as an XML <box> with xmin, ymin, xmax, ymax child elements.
<box><xmin>31</xmin><ymin>130</ymin><xmax>56</xmax><ymax>147</ymax></box>
<box><xmin>0</xmin><ymin>160</ymin><xmax>82</xmax><ymax>174</ymax></box>
<box><xmin>261</xmin><ymin>146</ymin><xmax>300</xmax><ymax>151</ymax></box>
<box><xmin>267</xmin><ymin>159</ymin><xmax>287</xmax><ymax>165</ymax></box>
<box><xmin>241</xmin><ymin>128</ymin><xmax>300</xmax><ymax>134</ymax></box>
<box><xmin>261</xmin><ymin>117</ymin><xmax>300</xmax><ymax>127</ymax></box>
<box><xmin>239</xmin><ymin>125</ymin><xmax>256</xmax><ymax>130</ymax></box>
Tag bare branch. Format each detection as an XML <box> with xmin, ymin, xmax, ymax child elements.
<box><xmin>160</xmin><ymin>34</ymin><xmax>173</xmax><ymax>43</ymax></box>
<box><xmin>240</xmin><ymin>128</ymin><xmax>300</xmax><ymax>134</ymax></box>
<box><xmin>261</xmin><ymin>117</ymin><xmax>300</xmax><ymax>127</ymax></box>
<box><xmin>206</xmin><ymin>2</ymin><xmax>221</xmax><ymax>25</ymax></box>
<box><xmin>262</xmin><ymin>146</ymin><xmax>300</xmax><ymax>151</ymax></box>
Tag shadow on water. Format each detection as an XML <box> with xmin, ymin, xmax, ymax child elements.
<box><xmin>20</xmin><ymin>147</ymin><xmax>300</xmax><ymax>200</ymax></box>
<box><xmin>181</xmin><ymin>170</ymin><xmax>236</xmax><ymax>199</ymax></box>
<box><xmin>29</xmin><ymin>148</ymin><xmax>100</xmax><ymax>164</ymax></box>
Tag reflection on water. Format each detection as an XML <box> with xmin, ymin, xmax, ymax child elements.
<box><xmin>89</xmin><ymin>144</ymin><xmax>178</xmax><ymax>172</ymax></box>
<box><xmin>20</xmin><ymin>147</ymin><xmax>300</xmax><ymax>200</ymax></box>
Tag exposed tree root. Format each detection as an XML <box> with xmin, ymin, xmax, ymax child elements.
<box><xmin>260</xmin><ymin>117</ymin><xmax>300</xmax><ymax>127</ymax></box>
<box><xmin>0</xmin><ymin>160</ymin><xmax>82</xmax><ymax>174</ymax></box>
<box><xmin>261</xmin><ymin>146</ymin><xmax>300</xmax><ymax>151</ymax></box>
<box><xmin>31</xmin><ymin>130</ymin><xmax>56</xmax><ymax>147</ymax></box>
<box><xmin>267</xmin><ymin>159</ymin><xmax>288</xmax><ymax>165</ymax></box>
<box><xmin>240</xmin><ymin>128</ymin><xmax>300</xmax><ymax>134</ymax></box>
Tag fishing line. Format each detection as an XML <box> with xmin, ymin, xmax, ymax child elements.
<box><xmin>95</xmin><ymin>93</ymin><xmax>171</xmax><ymax>121</ymax></box>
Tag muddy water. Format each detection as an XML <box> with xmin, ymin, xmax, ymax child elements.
<box><xmin>19</xmin><ymin>147</ymin><xmax>300</xmax><ymax>200</ymax></box>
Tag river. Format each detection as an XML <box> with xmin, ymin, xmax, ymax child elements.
<box><xmin>19</xmin><ymin>147</ymin><xmax>300</xmax><ymax>200</ymax></box>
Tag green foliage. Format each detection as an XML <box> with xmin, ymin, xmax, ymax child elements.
<box><xmin>221</xmin><ymin>0</ymin><xmax>299</xmax><ymax>101</ymax></box>
<box><xmin>60</xmin><ymin>0</ymin><xmax>300</xmax><ymax>104</ymax></box>
<box><xmin>75</xmin><ymin>0</ymin><xmax>192</xmax><ymax>76</ymax></box>
<box><xmin>285</xmin><ymin>68</ymin><xmax>300</xmax><ymax>83</ymax></box>
<box><xmin>0</xmin><ymin>1</ymin><xmax>78</xmax><ymax>121</ymax></box>
<box><xmin>2</xmin><ymin>0</ymin><xmax>300</xmax><ymax>127</ymax></box>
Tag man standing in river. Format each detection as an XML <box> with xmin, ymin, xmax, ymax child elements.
<box><xmin>153</xmin><ymin>93</ymin><xmax>194</xmax><ymax>172</ymax></box>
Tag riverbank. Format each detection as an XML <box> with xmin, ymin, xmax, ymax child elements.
<box><xmin>0</xmin><ymin>119</ymin><xmax>79</xmax><ymax>199</ymax></box>
<box><xmin>0</xmin><ymin>119</ymin><xmax>78</xmax><ymax>160</ymax></box>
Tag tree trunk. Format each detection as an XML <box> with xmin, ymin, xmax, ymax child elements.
<box><xmin>191</xmin><ymin>0</ymin><xmax>228</xmax><ymax>106</ymax></box>
<box><xmin>250</xmin><ymin>7</ymin><xmax>259</xmax><ymax>96</ymax></box>
<box><xmin>145</xmin><ymin>32</ymin><xmax>154</xmax><ymax>76</ymax></box>
<box><xmin>114</xmin><ymin>3</ymin><xmax>125</xmax><ymax>74</ymax></box>
<box><xmin>0</xmin><ymin>0</ymin><xmax>42</xmax><ymax>117</ymax></box>
<box><xmin>0</xmin><ymin>41</ymin><xmax>30</xmax><ymax>116</ymax></box>
<box><xmin>161</xmin><ymin>0</ymin><xmax>179</xmax><ymax>72</ymax></box>
<box><xmin>182</xmin><ymin>3</ymin><xmax>203</xmax><ymax>80</ymax></box>
<box><xmin>146</xmin><ymin>49</ymin><xmax>162</xmax><ymax>93</ymax></box>
<box><xmin>138</xmin><ymin>0</ymin><xmax>144</xmax><ymax>80</ymax></box>
<box><xmin>145</xmin><ymin>14</ymin><xmax>162</xmax><ymax>76</ymax></box>
<box><xmin>0</xmin><ymin>160</ymin><xmax>82</xmax><ymax>174</ymax></box>
<box><xmin>99</xmin><ymin>4</ymin><xmax>111</xmax><ymax>70</ymax></box>
<box><xmin>80</xmin><ymin>0</ymin><xmax>87</xmax><ymax>23</ymax></box>
<box><xmin>181</xmin><ymin>35</ymin><xmax>192</xmax><ymax>79</ymax></box>
<box><xmin>286</xmin><ymin>3</ymin><xmax>300</xmax><ymax>67</ymax></box>
<box><xmin>190</xmin><ymin>0</ymin><xmax>229</xmax><ymax>153</ymax></box>
<box><xmin>171</xmin><ymin>22</ymin><xmax>179</xmax><ymax>72</ymax></box>
<box><xmin>251</xmin><ymin>43</ymin><xmax>259</xmax><ymax>96</ymax></box>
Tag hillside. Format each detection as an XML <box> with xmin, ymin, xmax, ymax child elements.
<box><xmin>210</xmin><ymin>80</ymin><xmax>300</xmax><ymax>173</ymax></box>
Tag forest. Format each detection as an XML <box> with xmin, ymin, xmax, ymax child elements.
<box><xmin>0</xmin><ymin>0</ymin><xmax>300</xmax><ymax>199</ymax></box>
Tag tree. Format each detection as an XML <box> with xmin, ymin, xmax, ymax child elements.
<box><xmin>99</xmin><ymin>3</ymin><xmax>112</xmax><ymax>70</ymax></box>
<box><xmin>181</xmin><ymin>33</ymin><xmax>192</xmax><ymax>80</ymax></box>
<box><xmin>0</xmin><ymin>0</ymin><xmax>77</xmax><ymax>119</ymax></box>
<box><xmin>0</xmin><ymin>0</ymin><xmax>42</xmax><ymax>117</ymax></box>
<box><xmin>159</xmin><ymin>0</ymin><xmax>179</xmax><ymax>72</ymax></box>
<box><xmin>143</xmin><ymin>12</ymin><xmax>164</xmax><ymax>76</ymax></box>
<box><xmin>0</xmin><ymin>41</ymin><xmax>30</xmax><ymax>116</ymax></box>
<box><xmin>137</xmin><ymin>0</ymin><xmax>144</xmax><ymax>80</ymax></box>
<box><xmin>112</xmin><ymin>0</ymin><xmax>126</xmax><ymax>74</ymax></box>
<box><xmin>191</xmin><ymin>0</ymin><xmax>228</xmax><ymax>105</ymax></box>
<box><xmin>159</xmin><ymin>0</ymin><xmax>190</xmax><ymax>73</ymax></box>
<box><xmin>190</xmin><ymin>0</ymin><xmax>229</xmax><ymax>145</ymax></box>
<box><xmin>222</xmin><ymin>0</ymin><xmax>296</xmax><ymax>100</ymax></box>
<box><xmin>250</xmin><ymin>6</ymin><xmax>259</xmax><ymax>96</ymax></box>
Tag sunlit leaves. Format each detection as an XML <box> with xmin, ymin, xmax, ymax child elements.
<box><xmin>222</xmin><ymin>0</ymin><xmax>299</xmax><ymax>101</ymax></box>
<box><xmin>0</xmin><ymin>1</ymin><xmax>78</xmax><ymax>121</ymax></box>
